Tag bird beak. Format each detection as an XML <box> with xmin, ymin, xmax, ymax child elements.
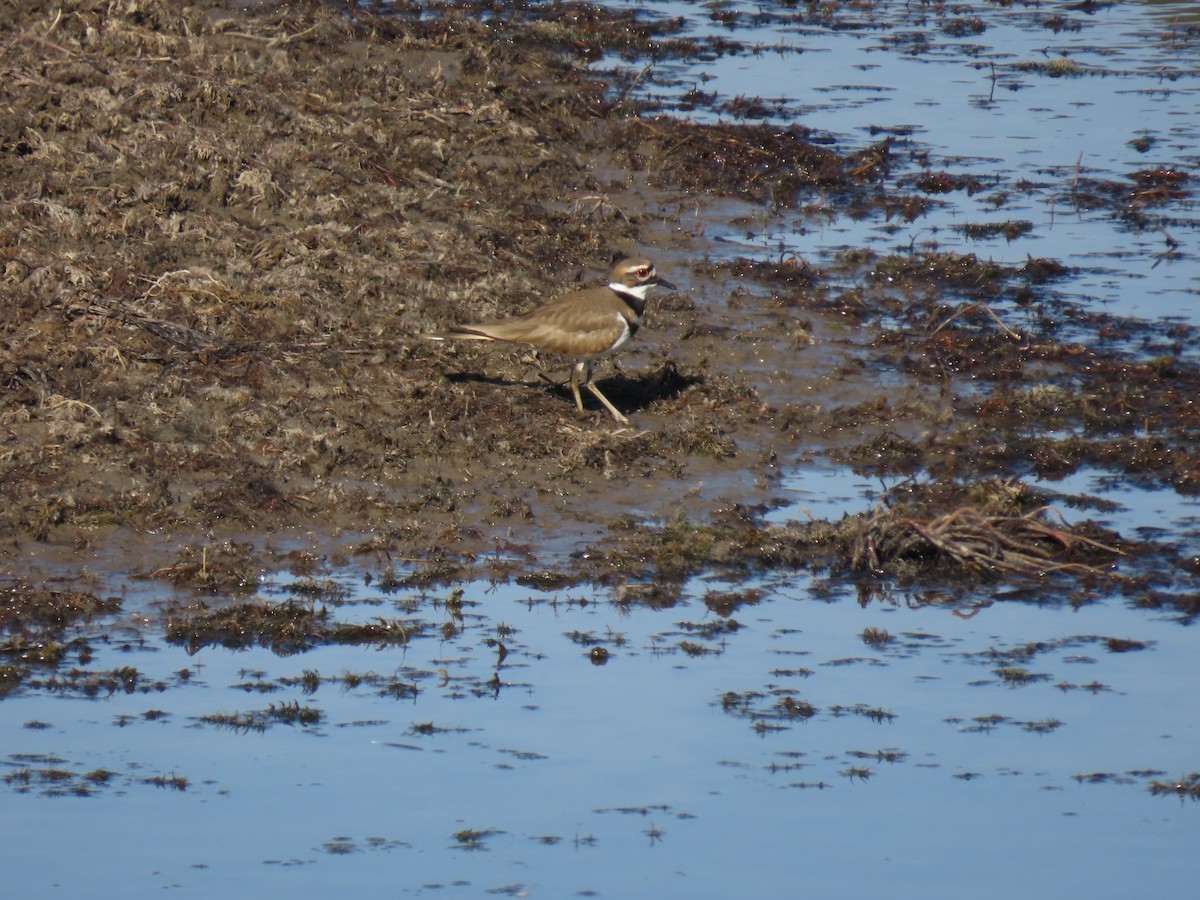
<box><xmin>655</xmin><ymin>276</ymin><xmax>678</xmax><ymax>291</ymax></box>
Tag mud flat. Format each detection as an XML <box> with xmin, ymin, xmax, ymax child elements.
<box><xmin>2</xmin><ymin>0</ymin><xmax>1197</xmax><ymax>611</ymax></box>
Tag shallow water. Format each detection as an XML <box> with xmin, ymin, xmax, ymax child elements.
<box><xmin>1039</xmin><ymin>463</ymin><xmax>1200</xmax><ymax>549</ymax></box>
<box><xmin>2</xmin><ymin>571</ymin><xmax>1196</xmax><ymax>897</ymax></box>
<box><xmin>609</xmin><ymin>0</ymin><xmax>1200</xmax><ymax>337</ymax></box>
<box><xmin>5</xmin><ymin>2</ymin><xmax>1200</xmax><ymax>897</ymax></box>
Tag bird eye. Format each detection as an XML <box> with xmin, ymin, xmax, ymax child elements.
<box><xmin>637</xmin><ymin>266</ymin><xmax>651</xmax><ymax>278</ymax></box>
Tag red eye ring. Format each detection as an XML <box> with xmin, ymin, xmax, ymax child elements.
<box><xmin>636</xmin><ymin>266</ymin><xmax>651</xmax><ymax>278</ymax></box>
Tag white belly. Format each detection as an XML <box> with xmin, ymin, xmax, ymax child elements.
<box><xmin>591</xmin><ymin>313</ymin><xmax>633</xmax><ymax>360</ymax></box>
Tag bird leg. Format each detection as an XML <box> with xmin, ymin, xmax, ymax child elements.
<box><xmin>569</xmin><ymin>362</ymin><xmax>587</xmax><ymax>414</ymax></box>
<box><xmin>586</xmin><ymin>381</ymin><xmax>630</xmax><ymax>425</ymax></box>
<box><xmin>570</xmin><ymin>361</ymin><xmax>629</xmax><ymax>425</ymax></box>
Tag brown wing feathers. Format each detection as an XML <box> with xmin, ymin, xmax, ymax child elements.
<box><xmin>429</xmin><ymin>291</ymin><xmax>633</xmax><ymax>359</ymax></box>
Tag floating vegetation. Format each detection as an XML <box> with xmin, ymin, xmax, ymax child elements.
<box><xmin>1104</xmin><ymin>637</ymin><xmax>1149</xmax><ymax>653</ymax></box>
<box><xmin>410</xmin><ymin>721</ymin><xmax>470</xmax><ymax>736</ymax></box>
<box><xmin>994</xmin><ymin>667</ymin><xmax>1051</xmax><ymax>686</ymax></box>
<box><xmin>953</xmin><ymin>714</ymin><xmax>1008</xmax><ymax>733</ymax></box>
<box><xmin>943</xmin><ymin>16</ymin><xmax>986</xmax><ymax>37</ymax></box>
<box><xmin>2</xmin><ymin>757</ymin><xmax>187</xmax><ymax>798</ymax></box>
<box><xmin>1055</xmin><ymin>680</ymin><xmax>1111</xmax><ymax>694</ymax></box>
<box><xmin>165</xmin><ymin>599</ymin><xmax>423</xmax><ymax>656</ymax></box>
<box><xmin>23</xmin><ymin>666</ymin><xmax>148</xmax><ymax>698</ymax></box>
<box><xmin>1132</xmin><ymin>591</ymin><xmax>1200</xmax><ymax>624</ymax></box>
<box><xmin>1013</xmin><ymin>57</ymin><xmax>1083</xmax><ymax>77</ymax></box>
<box><xmin>565</xmin><ymin>630</ymin><xmax>612</xmax><ymax>648</ymax></box>
<box><xmin>847</xmin><ymin>748</ymin><xmax>908</xmax><ymax>764</ymax></box>
<box><xmin>718</xmin><ymin>688</ymin><xmax>892</xmax><ymax>730</ymax></box>
<box><xmin>678</xmin><ymin>618</ymin><xmax>744</xmax><ymax>639</ymax></box>
<box><xmin>952</xmin><ymin>714</ymin><xmax>1063</xmax><ymax>736</ymax></box>
<box><xmin>198</xmin><ymin>702</ymin><xmax>323</xmax><ymax>734</ymax></box>
<box><xmin>913</xmin><ymin>170</ymin><xmax>983</xmax><ymax>194</ymax></box>
<box><xmin>452</xmin><ymin>828</ymin><xmax>503</xmax><ymax>851</ymax></box>
<box><xmin>143</xmin><ymin>774</ymin><xmax>189</xmax><ymax>792</ymax></box>
<box><xmin>702</xmin><ymin>589</ymin><xmax>763</xmax><ymax>616</ymax></box>
<box><xmin>829</xmin><ymin>705</ymin><xmax>897</xmax><ymax>723</ymax></box>
<box><xmin>776</xmin><ymin>697</ymin><xmax>818</xmax><ymax>719</ymax></box>
<box><xmin>273</xmin><ymin>669</ymin><xmax>323</xmax><ymax>694</ymax></box>
<box><xmin>282</xmin><ymin>578</ymin><xmax>352</xmax><ymax>605</ymax></box>
<box><xmin>860</xmin><ymin>627</ymin><xmax>894</xmax><ymax>647</ymax></box>
<box><xmin>1148</xmin><ymin>774</ymin><xmax>1200</xmax><ymax>801</ymax></box>
<box><xmin>956</xmin><ymin>220</ymin><xmax>1035</xmax><ymax>242</ymax></box>
<box><xmin>770</xmin><ymin>667</ymin><xmax>813</xmax><ymax>678</ymax></box>
<box><xmin>320</xmin><ymin>834</ymin><xmax>409</xmax><ymax>855</ymax></box>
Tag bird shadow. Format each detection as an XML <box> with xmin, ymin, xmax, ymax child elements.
<box><xmin>445</xmin><ymin>361</ymin><xmax>701</xmax><ymax>416</ymax></box>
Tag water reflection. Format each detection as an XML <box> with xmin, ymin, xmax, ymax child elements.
<box><xmin>2</xmin><ymin>570</ymin><xmax>1195</xmax><ymax>896</ymax></box>
<box><xmin>1143</xmin><ymin>0</ymin><xmax>1200</xmax><ymax>24</ymax></box>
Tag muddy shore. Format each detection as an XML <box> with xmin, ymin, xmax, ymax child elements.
<box><xmin>2</xmin><ymin>0</ymin><xmax>1198</xmax><ymax>623</ymax></box>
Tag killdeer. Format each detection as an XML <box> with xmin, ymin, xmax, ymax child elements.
<box><xmin>424</xmin><ymin>257</ymin><xmax>676</xmax><ymax>424</ymax></box>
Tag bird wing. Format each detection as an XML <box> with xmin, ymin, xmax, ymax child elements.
<box><xmin>465</xmin><ymin>302</ymin><xmax>632</xmax><ymax>359</ymax></box>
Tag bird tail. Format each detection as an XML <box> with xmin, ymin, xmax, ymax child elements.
<box><xmin>422</xmin><ymin>327</ymin><xmax>497</xmax><ymax>342</ymax></box>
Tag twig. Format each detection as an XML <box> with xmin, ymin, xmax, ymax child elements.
<box><xmin>47</xmin><ymin>396</ymin><xmax>104</xmax><ymax>421</ymax></box>
<box><xmin>930</xmin><ymin>301</ymin><xmax>1024</xmax><ymax>342</ymax></box>
<box><xmin>618</xmin><ymin>63</ymin><xmax>653</xmax><ymax>105</ymax></box>
<box><xmin>71</xmin><ymin>295</ymin><xmax>228</xmax><ymax>352</ymax></box>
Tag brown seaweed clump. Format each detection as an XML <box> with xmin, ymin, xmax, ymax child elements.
<box><xmin>557</xmin><ymin>479</ymin><xmax>1134</xmax><ymax>610</ymax></box>
<box><xmin>853</xmin><ymin>504</ymin><xmax>1125</xmax><ymax>580</ymax></box>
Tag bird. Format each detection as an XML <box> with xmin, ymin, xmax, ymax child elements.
<box><xmin>424</xmin><ymin>257</ymin><xmax>676</xmax><ymax>424</ymax></box>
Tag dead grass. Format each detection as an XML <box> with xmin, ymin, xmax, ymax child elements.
<box><xmin>855</xmin><ymin>504</ymin><xmax>1126</xmax><ymax>580</ymax></box>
